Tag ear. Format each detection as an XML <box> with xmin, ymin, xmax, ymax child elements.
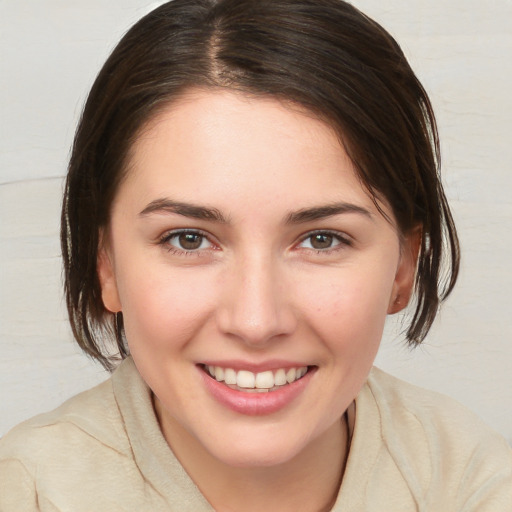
<box><xmin>97</xmin><ymin>240</ymin><xmax>122</xmax><ymax>314</ymax></box>
<box><xmin>387</xmin><ymin>227</ymin><xmax>422</xmax><ymax>314</ymax></box>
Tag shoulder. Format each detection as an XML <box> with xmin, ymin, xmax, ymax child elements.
<box><xmin>0</xmin><ymin>359</ymin><xmax>184</xmax><ymax>511</ymax></box>
<box><xmin>0</xmin><ymin>368</ymin><xmax>140</xmax><ymax>511</ymax></box>
<box><xmin>363</xmin><ymin>367</ymin><xmax>512</xmax><ymax>508</ymax></box>
<box><xmin>0</xmin><ymin>375</ymin><xmax>129</xmax><ymax>468</ymax></box>
<box><xmin>366</xmin><ymin>366</ymin><xmax>509</xmax><ymax>448</ymax></box>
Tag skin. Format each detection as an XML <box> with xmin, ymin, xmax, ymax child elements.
<box><xmin>98</xmin><ymin>89</ymin><xmax>419</xmax><ymax>511</ymax></box>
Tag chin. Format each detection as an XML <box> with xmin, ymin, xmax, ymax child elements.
<box><xmin>203</xmin><ymin>427</ymin><xmax>315</xmax><ymax>469</ymax></box>
<box><xmin>214</xmin><ymin>446</ymin><xmax>301</xmax><ymax>469</ymax></box>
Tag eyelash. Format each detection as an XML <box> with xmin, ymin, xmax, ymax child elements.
<box><xmin>157</xmin><ymin>229</ymin><xmax>352</xmax><ymax>256</ymax></box>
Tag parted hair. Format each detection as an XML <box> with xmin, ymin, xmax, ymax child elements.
<box><xmin>62</xmin><ymin>0</ymin><xmax>459</xmax><ymax>371</ymax></box>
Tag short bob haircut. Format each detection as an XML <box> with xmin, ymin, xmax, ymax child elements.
<box><xmin>62</xmin><ymin>0</ymin><xmax>459</xmax><ymax>371</ymax></box>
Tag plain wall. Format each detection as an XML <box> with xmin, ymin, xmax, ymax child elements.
<box><xmin>1</xmin><ymin>0</ymin><xmax>511</xmax><ymax>443</ymax></box>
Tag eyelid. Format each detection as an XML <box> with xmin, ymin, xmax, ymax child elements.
<box><xmin>159</xmin><ymin>227</ymin><xmax>210</xmax><ymax>241</ymax></box>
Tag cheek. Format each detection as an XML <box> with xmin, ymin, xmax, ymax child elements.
<box><xmin>298</xmin><ymin>262</ymin><xmax>397</xmax><ymax>350</ymax></box>
<box><xmin>115</xmin><ymin>263</ymin><xmax>218</xmax><ymax>353</ymax></box>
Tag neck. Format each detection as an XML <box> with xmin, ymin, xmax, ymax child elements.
<box><xmin>155</xmin><ymin>399</ymin><xmax>351</xmax><ymax>512</ymax></box>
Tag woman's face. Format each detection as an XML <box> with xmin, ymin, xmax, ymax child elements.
<box><xmin>99</xmin><ymin>89</ymin><xmax>417</xmax><ymax>468</ymax></box>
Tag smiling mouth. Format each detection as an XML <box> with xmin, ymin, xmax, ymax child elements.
<box><xmin>201</xmin><ymin>364</ymin><xmax>313</xmax><ymax>393</ymax></box>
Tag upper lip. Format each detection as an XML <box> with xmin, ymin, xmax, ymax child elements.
<box><xmin>199</xmin><ymin>360</ymin><xmax>313</xmax><ymax>373</ymax></box>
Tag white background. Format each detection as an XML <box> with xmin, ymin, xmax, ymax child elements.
<box><xmin>1</xmin><ymin>1</ymin><xmax>511</xmax><ymax>443</ymax></box>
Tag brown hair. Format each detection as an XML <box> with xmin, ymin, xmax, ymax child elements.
<box><xmin>62</xmin><ymin>0</ymin><xmax>459</xmax><ymax>371</ymax></box>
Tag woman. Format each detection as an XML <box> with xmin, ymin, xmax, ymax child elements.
<box><xmin>0</xmin><ymin>0</ymin><xmax>510</xmax><ymax>510</ymax></box>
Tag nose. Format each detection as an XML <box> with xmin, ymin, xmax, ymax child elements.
<box><xmin>216</xmin><ymin>254</ymin><xmax>297</xmax><ymax>347</ymax></box>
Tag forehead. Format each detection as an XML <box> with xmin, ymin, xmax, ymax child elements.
<box><xmin>118</xmin><ymin>89</ymin><xmax>389</xmax><ymax>220</ymax></box>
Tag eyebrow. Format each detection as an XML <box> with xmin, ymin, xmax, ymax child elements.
<box><xmin>139</xmin><ymin>199</ymin><xmax>229</xmax><ymax>223</ymax></box>
<box><xmin>285</xmin><ymin>202</ymin><xmax>373</xmax><ymax>224</ymax></box>
<box><xmin>139</xmin><ymin>198</ymin><xmax>372</xmax><ymax>225</ymax></box>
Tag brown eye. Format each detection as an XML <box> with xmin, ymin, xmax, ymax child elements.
<box><xmin>178</xmin><ymin>232</ymin><xmax>203</xmax><ymax>250</ymax></box>
<box><xmin>310</xmin><ymin>233</ymin><xmax>334</xmax><ymax>249</ymax></box>
<box><xmin>298</xmin><ymin>231</ymin><xmax>348</xmax><ymax>252</ymax></box>
<box><xmin>162</xmin><ymin>230</ymin><xmax>212</xmax><ymax>252</ymax></box>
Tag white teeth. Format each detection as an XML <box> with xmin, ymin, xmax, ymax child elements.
<box><xmin>214</xmin><ymin>367</ymin><xmax>224</xmax><ymax>381</ymax></box>
<box><xmin>205</xmin><ymin>365</ymin><xmax>309</xmax><ymax>391</ymax></box>
<box><xmin>255</xmin><ymin>371</ymin><xmax>274</xmax><ymax>389</ymax></box>
<box><xmin>244</xmin><ymin>387</ymin><xmax>269</xmax><ymax>393</ymax></box>
<box><xmin>237</xmin><ymin>370</ymin><xmax>256</xmax><ymax>388</ymax></box>
<box><xmin>274</xmin><ymin>368</ymin><xmax>287</xmax><ymax>386</ymax></box>
<box><xmin>286</xmin><ymin>368</ymin><xmax>297</xmax><ymax>384</ymax></box>
<box><xmin>224</xmin><ymin>368</ymin><xmax>237</xmax><ymax>385</ymax></box>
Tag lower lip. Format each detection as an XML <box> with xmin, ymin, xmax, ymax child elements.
<box><xmin>199</xmin><ymin>366</ymin><xmax>315</xmax><ymax>416</ymax></box>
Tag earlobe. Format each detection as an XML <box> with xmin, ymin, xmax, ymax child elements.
<box><xmin>387</xmin><ymin>227</ymin><xmax>422</xmax><ymax>314</ymax></box>
<box><xmin>97</xmin><ymin>247</ymin><xmax>122</xmax><ymax>313</ymax></box>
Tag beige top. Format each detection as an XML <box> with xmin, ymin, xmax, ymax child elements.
<box><xmin>0</xmin><ymin>357</ymin><xmax>511</xmax><ymax>511</ymax></box>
